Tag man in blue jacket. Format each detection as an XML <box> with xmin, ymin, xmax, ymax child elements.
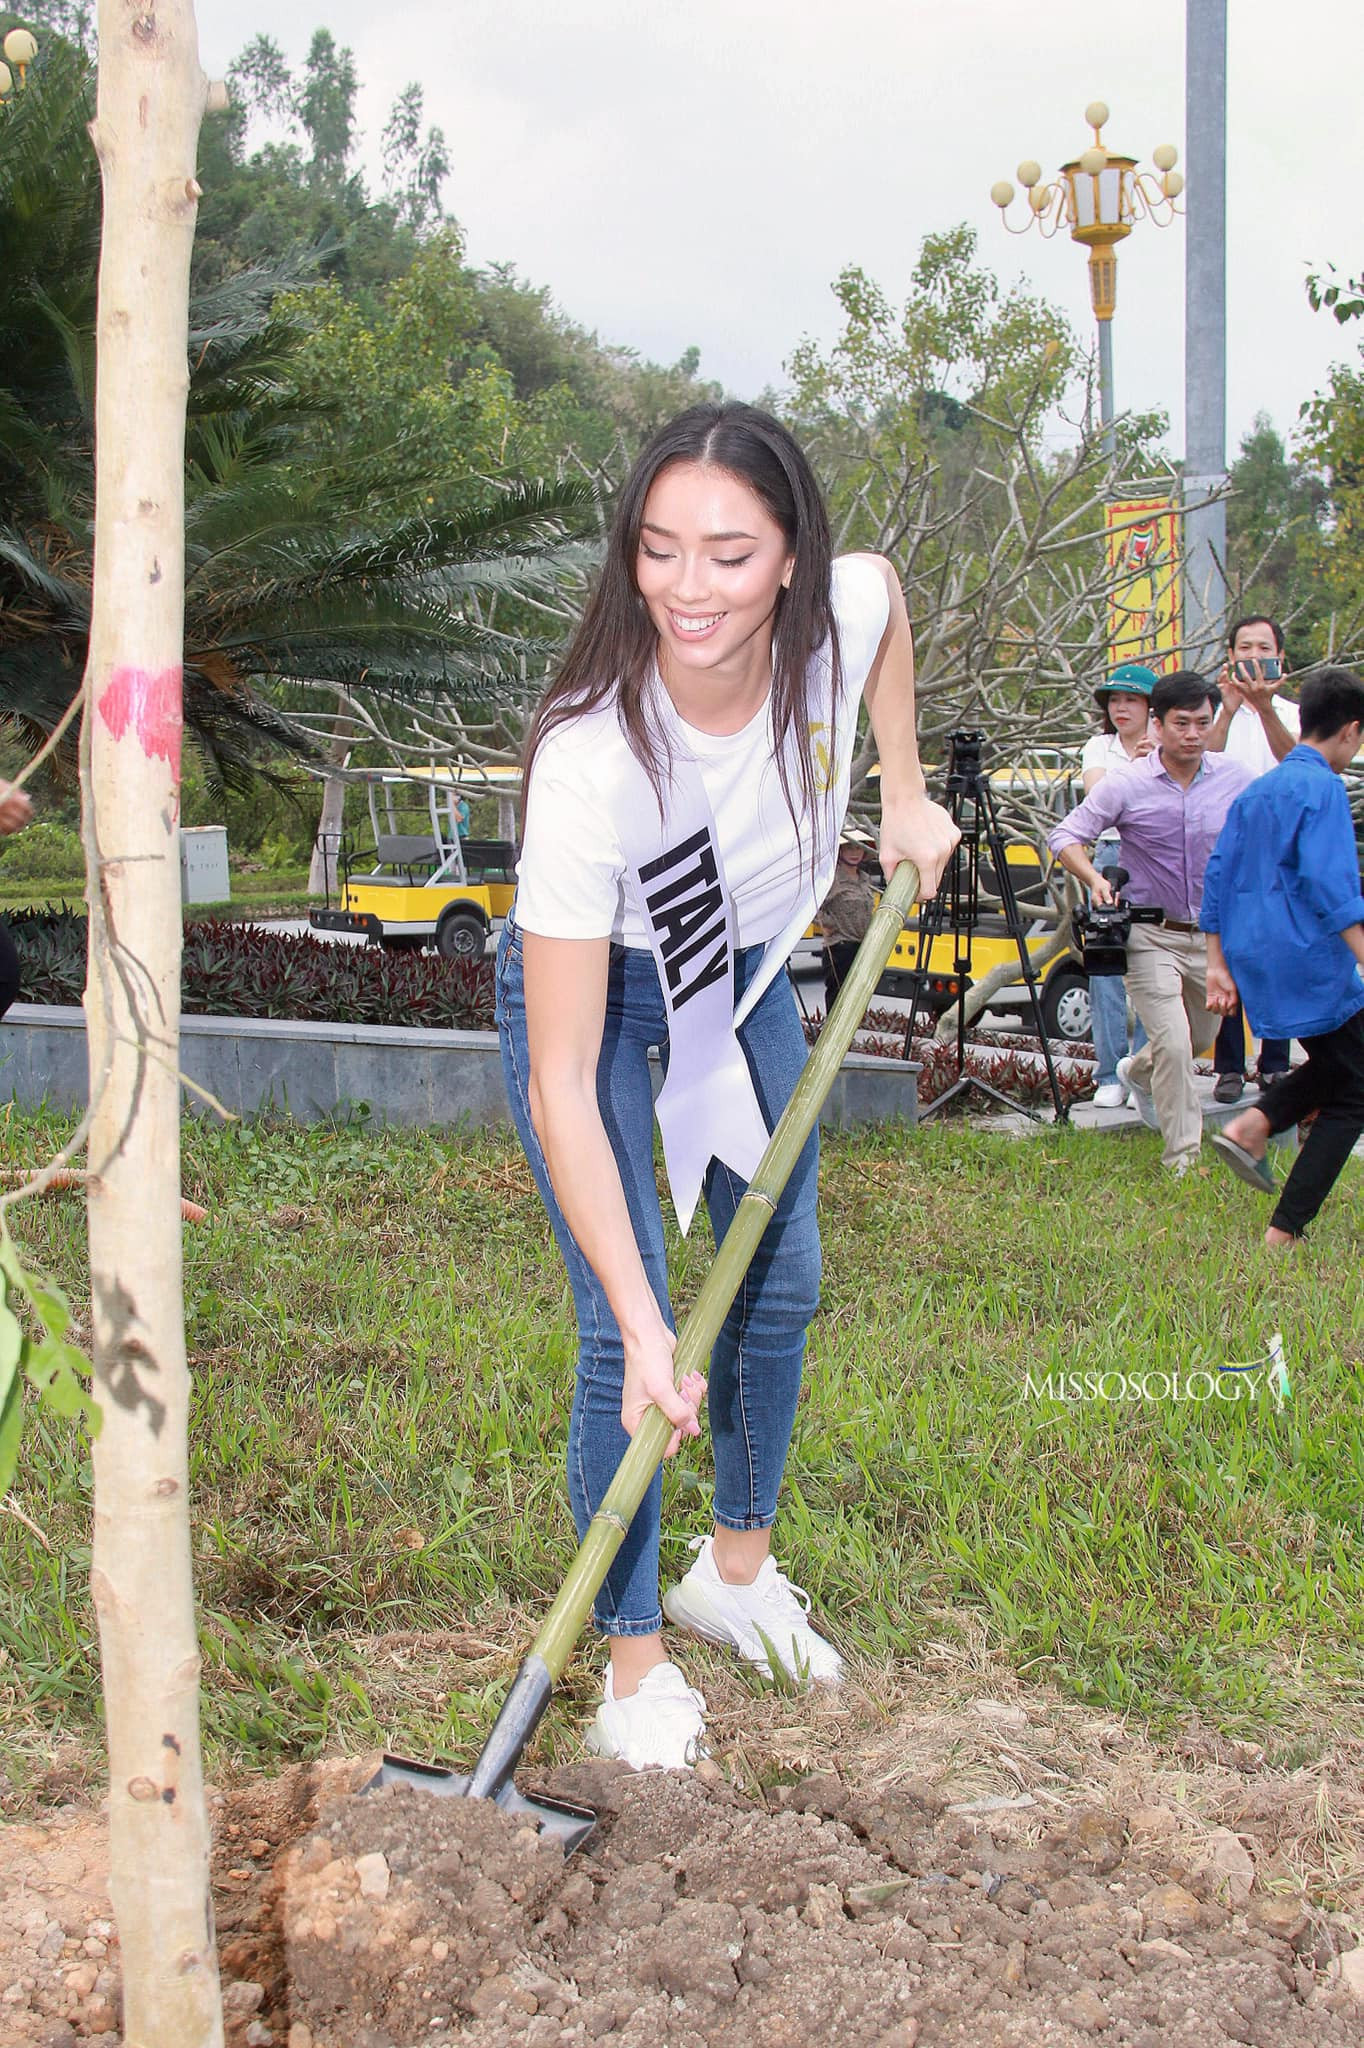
<box><xmin>1201</xmin><ymin>667</ymin><xmax>1364</xmax><ymax>1244</ymax></box>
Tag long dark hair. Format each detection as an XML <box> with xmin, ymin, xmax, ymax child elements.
<box><xmin>524</xmin><ymin>403</ymin><xmax>841</xmax><ymax>850</ymax></box>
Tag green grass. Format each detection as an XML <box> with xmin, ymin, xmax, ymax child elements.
<box><xmin>0</xmin><ymin>882</ymin><xmax>88</xmax><ymax>911</ymax></box>
<box><xmin>0</xmin><ymin>870</ymin><xmax>317</xmax><ymax>918</ymax></box>
<box><xmin>1</xmin><ymin>1108</ymin><xmax>1361</xmax><ymax>1794</ymax></box>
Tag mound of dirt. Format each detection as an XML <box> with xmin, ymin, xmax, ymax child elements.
<box><xmin>4</xmin><ymin>1708</ymin><xmax>1364</xmax><ymax>2048</ymax></box>
<box><xmin>263</xmin><ymin>1761</ymin><xmax>1363</xmax><ymax>2048</ymax></box>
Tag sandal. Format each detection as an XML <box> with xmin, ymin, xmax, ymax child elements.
<box><xmin>1209</xmin><ymin>1131</ymin><xmax>1277</xmax><ymax>1196</ymax></box>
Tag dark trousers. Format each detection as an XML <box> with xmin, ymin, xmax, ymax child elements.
<box><xmin>823</xmin><ymin>940</ymin><xmax>861</xmax><ymax>1013</ymax></box>
<box><xmin>0</xmin><ymin>921</ymin><xmax>19</xmax><ymax>1022</ymax></box>
<box><xmin>1255</xmin><ymin>1008</ymin><xmax>1364</xmax><ymax>1236</ymax></box>
<box><xmin>1214</xmin><ymin>1001</ymin><xmax>1289</xmax><ymax>1077</ymax></box>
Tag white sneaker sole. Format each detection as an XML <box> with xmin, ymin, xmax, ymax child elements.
<box><xmin>663</xmin><ymin>1580</ymin><xmax>843</xmax><ymax>1686</ymax></box>
<box><xmin>583</xmin><ymin>1713</ymin><xmax>707</xmax><ymax>1771</ymax></box>
<box><xmin>583</xmin><ymin>1714</ymin><xmax>619</xmax><ymax>1759</ymax></box>
<box><xmin>1117</xmin><ymin>1063</ymin><xmax>1160</xmax><ymax>1132</ymax></box>
<box><xmin>663</xmin><ymin>1579</ymin><xmax>754</xmax><ymax>1653</ymax></box>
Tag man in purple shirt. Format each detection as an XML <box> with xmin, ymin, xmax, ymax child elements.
<box><xmin>1049</xmin><ymin>672</ymin><xmax>1253</xmax><ymax>1172</ymax></box>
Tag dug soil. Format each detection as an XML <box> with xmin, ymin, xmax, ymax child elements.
<box><xmin>4</xmin><ymin>1675</ymin><xmax>1364</xmax><ymax>2048</ymax></box>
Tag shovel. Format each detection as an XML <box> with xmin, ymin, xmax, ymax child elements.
<box><xmin>369</xmin><ymin>860</ymin><xmax>922</xmax><ymax>1851</ymax></box>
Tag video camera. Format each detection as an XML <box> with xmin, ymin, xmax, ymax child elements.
<box><xmin>1072</xmin><ymin>868</ymin><xmax>1164</xmax><ymax>976</ymax></box>
<box><xmin>945</xmin><ymin>729</ymin><xmax>984</xmax><ymax>790</ymax></box>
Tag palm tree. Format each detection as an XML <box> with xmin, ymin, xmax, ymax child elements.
<box><xmin>0</xmin><ymin>32</ymin><xmax>594</xmax><ymax>793</ymax></box>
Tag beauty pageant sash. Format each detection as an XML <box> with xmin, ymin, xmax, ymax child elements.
<box><xmin>616</xmin><ymin>749</ymin><xmax>841</xmax><ymax>1235</ymax></box>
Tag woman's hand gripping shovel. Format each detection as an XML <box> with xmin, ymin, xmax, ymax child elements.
<box><xmin>367</xmin><ymin>862</ymin><xmax>923</xmax><ymax>1853</ymax></box>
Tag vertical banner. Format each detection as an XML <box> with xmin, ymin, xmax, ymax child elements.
<box><xmin>1105</xmin><ymin>496</ymin><xmax>1183</xmax><ymax>672</ymax></box>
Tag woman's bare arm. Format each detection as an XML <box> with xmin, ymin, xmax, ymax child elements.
<box><xmin>850</xmin><ymin>554</ymin><xmax>959</xmax><ymax>899</ymax></box>
<box><xmin>521</xmin><ymin>930</ymin><xmax>703</xmax><ymax>1452</ymax></box>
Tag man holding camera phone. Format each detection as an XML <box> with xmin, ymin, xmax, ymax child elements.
<box><xmin>1049</xmin><ymin>673</ymin><xmax>1254</xmax><ymax>1174</ymax></box>
<box><xmin>1204</xmin><ymin>613</ymin><xmax>1300</xmax><ymax>1100</ymax></box>
<box><xmin>1209</xmin><ymin>614</ymin><xmax>1299</xmax><ymax>772</ymax></box>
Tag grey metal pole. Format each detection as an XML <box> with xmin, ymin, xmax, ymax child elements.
<box><xmin>1183</xmin><ymin>0</ymin><xmax>1228</xmax><ymax>666</ymax></box>
<box><xmin>1097</xmin><ymin>318</ymin><xmax>1117</xmax><ymax>458</ymax></box>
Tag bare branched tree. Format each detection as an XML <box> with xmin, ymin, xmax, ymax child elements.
<box><xmin>284</xmin><ymin>359</ymin><xmax>1364</xmax><ymax>1032</ymax></box>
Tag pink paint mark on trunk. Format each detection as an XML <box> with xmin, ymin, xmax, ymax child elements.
<box><xmin>97</xmin><ymin>666</ymin><xmax>184</xmax><ymax>823</ymax></box>
<box><xmin>96</xmin><ymin>666</ymin><xmax>184</xmax><ymax>783</ymax></box>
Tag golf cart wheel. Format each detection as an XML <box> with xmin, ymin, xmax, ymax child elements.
<box><xmin>436</xmin><ymin>911</ymin><xmax>487</xmax><ymax>962</ymax></box>
<box><xmin>1040</xmin><ymin>967</ymin><xmax>1091</xmax><ymax>1043</ymax></box>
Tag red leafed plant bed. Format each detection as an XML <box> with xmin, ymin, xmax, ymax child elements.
<box><xmin>8</xmin><ymin>910</ymin><xmax>494</xmax><ymax>1032</ymax></box>
<box><xmin>803</xmin><ymin>1002</ymin><xmax>1095</xmax><ymax>1113</ymax></box>
<box><xmin>860</xmin><ymin>1006</ymin><xmax>1095</xmax><ymax>1064</ymax></box>
<box><xmin>887</xmin><ymin>1038</ymin><xmax>1094</xmax><ymax>1112</ymax></box>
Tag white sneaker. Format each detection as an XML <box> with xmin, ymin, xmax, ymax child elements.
<box><xmin>585</xmin><ymin>1660</ymin><xmax>707</xmax><ymax>1771</ymax></box>
<box><xmin>663</xmin><ymin>1536</ymin><xmax>844</xmax><ymax>1686</ymax></box>
<box><xmin>1092</xmin><ymin>1081</ymin><xmax>1128</xmax><ymax>1108</ymax></box>
<box><xmin>1116</xmin><ymin>1056</ymin><xmax>1160</xmax><ymax>1132</ymax></box>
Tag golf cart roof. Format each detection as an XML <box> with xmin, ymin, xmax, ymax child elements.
<box><xmin>347</xmin><ymin>762</ymin><xmax>524</xmax><ymax>794</ymax></box>
<box><xmin>866</xmin><ymin>750</ymin><xmax>1080</xmax><ymax>787</ymax></box>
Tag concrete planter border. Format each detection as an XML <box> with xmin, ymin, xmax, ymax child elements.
<box><xmin>0</xmin><ymin>1004</ymin><xmax>919</xmax><ymax>1133</ymax></box>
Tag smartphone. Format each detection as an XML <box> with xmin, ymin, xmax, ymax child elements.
<box><xmin>1234</xmin><ymin>657</ymin><xmax>1282</xmax><ymax>684</ymax></box>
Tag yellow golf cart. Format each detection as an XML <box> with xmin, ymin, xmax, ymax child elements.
<box><xmin>310</xmin><ymin>763</ymin><xmax>521</xmax><ymax>960</ymax></box>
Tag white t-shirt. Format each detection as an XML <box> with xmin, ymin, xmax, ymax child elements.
<box><xmin>1223</xmin><ymin>696</ymin><xmax>1300</xmax><ymax>778</ymax></box>
<box><xmin>516</xmin><ymin>554</ymin><xmax>892</xmax><ymax>947</ymax></box>
<box><xmin>1079</xmin><ymin>730</ymin><xmax>1144</xmax><ymax>851</ymax></box>
<box><xmin>1080</xmin><ymin>730</ymin><xmax>1144</xmax><ymax>778</ymax></box>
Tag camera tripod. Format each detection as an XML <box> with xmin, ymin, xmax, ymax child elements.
<box><xmin>903</xmin><ymin>731</ymin><xmax>1067</xmax><ymax>1123</ymax></box>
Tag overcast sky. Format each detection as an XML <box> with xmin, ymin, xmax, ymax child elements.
<box><xmin>193</xmin><ymin>0</ymin><xmax>1360</xmax><ymax>463</ymax></box>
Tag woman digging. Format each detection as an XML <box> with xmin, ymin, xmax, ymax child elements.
<box><xmin>495</xmin><ymin>402</ymin><xmax>957</xmax><ymax>1768</ymax></box>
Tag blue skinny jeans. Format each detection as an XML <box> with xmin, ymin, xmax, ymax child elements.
<box><xmin>1090</xmin><ymin>971</ymin><xmax>1146</xmax><ymax>1086</ymax></box>
<box><xmin>495</xmin><ymin>914</ymin><xmax>821</xmax><ymax>1637</ymax></box>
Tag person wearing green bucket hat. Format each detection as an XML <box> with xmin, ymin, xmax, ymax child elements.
<box><xmin>1098</xmin><ymin>661</ymin><xmax>1159</xmax><ymax>702</ymax></box>
<box><xmin>1081</xmin><ymin>665</ymin><xmax>1158</xmax><ymax>1105</ymax></box>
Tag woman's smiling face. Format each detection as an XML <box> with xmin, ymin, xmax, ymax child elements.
<box><xmin>1107</xmin><ymin>691</ymin><xmax>1150</xmax><ymax>738</ymax></box>
<box><xmin>635</xmin><ymin>460</ymin><xmax>794</xmax><ymax>690</ymax></box>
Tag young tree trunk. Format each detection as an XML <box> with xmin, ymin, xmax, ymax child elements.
<box><xmin>82</xmin><ymin>5</ymin><xmax>223</xmax><ymax>2043</ymax></box>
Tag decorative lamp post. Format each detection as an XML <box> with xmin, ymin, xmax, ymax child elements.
<box><xmin>1</xmin><ymin>25</ymin><xmax>38</xmax><ymax>100</ymax></box>
<box><xmin>991</xmin><ymin>102</ymin><xmax>1183</xmax><ymax>455</ymax></box>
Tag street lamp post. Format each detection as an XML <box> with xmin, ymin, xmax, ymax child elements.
<box><xmin>1183</xmin><ymin>0</ymin><xmax>1229</xmax><ymax>665</ymax></box>
<box><xmin>991</xmin><ymin>102</ymin><xmax>1183</xmax><ymax>456</ymax></box>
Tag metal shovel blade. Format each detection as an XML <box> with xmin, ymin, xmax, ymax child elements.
<box><xmin>363</xmin><ymin>1753</ymin><xmax>596</xmax><ymax>1856</ymax></box>
<box><xmin>362</xmin><ymin>1655</ymin><xmax>597</xmax><ymax>1856</ymax></box>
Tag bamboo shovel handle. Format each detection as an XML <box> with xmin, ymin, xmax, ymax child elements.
<box><xmin>530</xmin><ymin>860</ymin><xmax>921</xmax><ymax>1683</ymax></box>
